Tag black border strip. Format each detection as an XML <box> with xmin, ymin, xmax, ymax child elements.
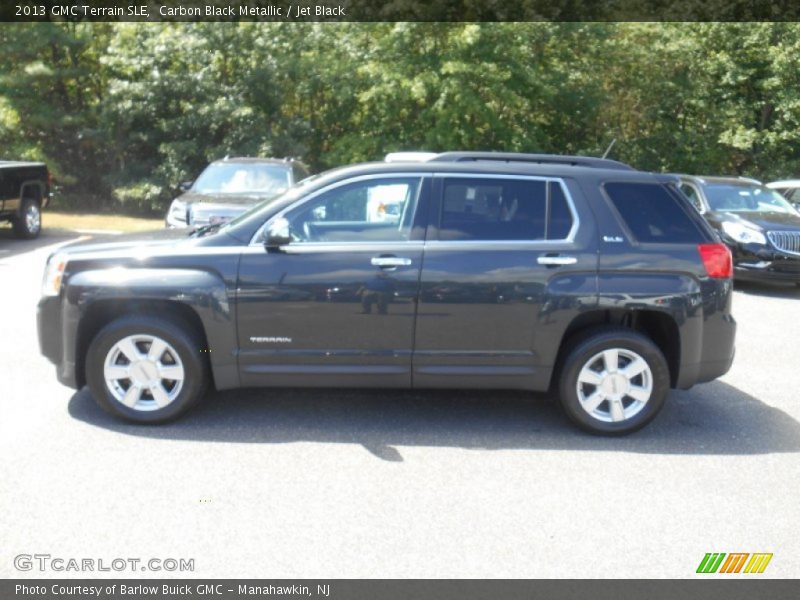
<box><xmin>2</xmin><ymin>0</ymin><xmax>800</xmax><ymax>22</ymax></box>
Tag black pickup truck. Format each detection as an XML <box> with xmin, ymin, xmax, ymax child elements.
<box><xmin>0</xmin><ymin>160</ymin><xmax>50</xmax><ymax>238</ymax></box>
<box><xmin>37</xmin><ymin>152</ymin><xmax>736</xmax><ymax>435</ymax></box>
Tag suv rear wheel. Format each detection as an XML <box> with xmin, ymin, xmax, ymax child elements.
<box><xmin>558</xmin><ymin>328</ymin><xmax>669</xmax><ymax>435</ymax></box>
<box><xmin>86</xmin><ymin>315</ymin><xmax>208</xmax><ymax>423</ymax></box>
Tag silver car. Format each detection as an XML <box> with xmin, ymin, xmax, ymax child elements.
<box><xmin>165</xmin><ymin>157</ymin><xmax>310</xmax><ymax>228</ymax></box>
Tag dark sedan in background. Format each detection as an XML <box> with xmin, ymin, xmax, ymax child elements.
<box><xmin>676</xmin><ymin>175</ymin><xmax>800</xmax><ymax>284</ymax></box>
<box><xmin>165</xmin><ymin>156</ymin><xmax>310</xmax><ymax>228</ymax></box>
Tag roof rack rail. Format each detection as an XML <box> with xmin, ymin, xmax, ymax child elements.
<box><xmin>737</xmin><ymin>175</ymin><xmax>762</xmax><ymax>185</ymax></box>
<box><xmin>385</xmin><ymin>151</ymin><xmax>438</xmax><ymax>163</ymax></box>
<box><xmin>428</xmin><ymin>151</ymin><xmax>635</xmax><ymax>171</ymax></box>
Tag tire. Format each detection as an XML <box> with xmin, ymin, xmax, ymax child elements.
<box><xmin>557</xmin><ymin>327</ymin><xmax>670</xmax><ymax>435</ymax></box>
<box><xmin>85</xmin><ymin>315</ymin><xmax>209</xmax><ymax>423</ymax></box>
<box><xmin>13</xmin><ymin>197</ymin><xmax>42</xmax><ymax>239</ymax></box>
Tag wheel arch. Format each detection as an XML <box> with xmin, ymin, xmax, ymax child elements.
<box><xmin>19</xmin><ymin>180</ymin><xmax>45</xmax><ymax>206</ymax></box>
<box><xmin>75</xmin><ymin>299</ymin><xmax>211</xmax><ymax>389</ymax></box>
<box><xmin>550</xmin><ymin>308</ymin><xmax>681</xmax><ymax>391</ymax></box>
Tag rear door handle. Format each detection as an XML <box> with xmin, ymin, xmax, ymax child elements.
<box><xmin>371</xmin><ymin>256</ymin><xmax>412</xmax><ymax>268</ymax></box>
<box><xmin>537</xmin><ymin>255</ymin><xmax>578</xmax><ymax>266</ymax></box>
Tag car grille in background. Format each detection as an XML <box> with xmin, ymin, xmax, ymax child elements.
<box><xmin>767</xmin><ymin>231</ymin><xmax>800</xmax><ymax>256</ymax></box>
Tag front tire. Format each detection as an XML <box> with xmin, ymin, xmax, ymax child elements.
<box><xmin>86</xmin><ymin>315</ymin><xmax>208</xmax><ymax>423</ymax></box>
<box><xmin>557</xmin><ymin>328</ymin><xmax>670</xmax><ymax>435</ymax></box>
<box><xmin>13</xmin><ymin>197</ymin><xmax>41</xmax><ymax>239</ymax></box>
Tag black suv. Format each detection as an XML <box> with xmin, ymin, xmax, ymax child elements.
<box><xmin>165</xmin><ymin>157</ymin><xmax>310</xmax><ymax>228</ymax></box>
<box><xmin>38</xmin><ymin>152</ymin><xmax>736</xmax><ymax>434</ymax></box>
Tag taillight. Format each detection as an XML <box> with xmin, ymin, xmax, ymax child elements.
<box><xmin>698</xmin><ymin>243</ymin><xmax>733</xmax><ymax>279</ymax></box>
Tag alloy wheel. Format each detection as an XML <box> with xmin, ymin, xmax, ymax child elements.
<box><xmin>575</xmin><ymin>347</ymin><xmax>653</xmax><ymax>423</ymax></box>
<box><xmin>103</xmin><ymin>334</ymin><xmax>185</xmax><ymax>411</ymax></box>
<box><xmin>25</xmin><ymin>203</ymin><xmax>41</xmax><ymax>234</ymax></box>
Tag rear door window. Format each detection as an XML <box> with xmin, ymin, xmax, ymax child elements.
<box><xmin>438</xmin><ymin>178</ymin><xmax>574</xmax><ymax>241</ymax></box>
<box><xmin>605</xmin><ymin>182</ymin><xmax>706</xmax><ymax>244</ymax></box>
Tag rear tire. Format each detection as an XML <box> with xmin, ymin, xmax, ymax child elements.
<box><xmin>557</xmin><ymin>328</ymin><xmax>670</xmax><ymax>435</ymax></box>
<box><xmin>13</xmin><ymin>197</ymin><xmax>41</xmax><ymax>239</ymax></box>
<box><xmin>86</xmin><ymin>315</ymin><xmax>208</xmax><ymax>423</ymax></box>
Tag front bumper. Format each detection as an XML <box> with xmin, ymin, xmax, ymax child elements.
<box><xmin>37</xmin><ymin>295</ymin><xmax>78</xmax><ymax>389</ymax></box>
<box><xmin>734</xmin><ymin>260</ymin><xmax>800</xmax><ymax>282</ymax></box>
<box><xmin>730</xmin><ymin>243</ymin><xmax>800</xmax><ymax>282</ymax></box>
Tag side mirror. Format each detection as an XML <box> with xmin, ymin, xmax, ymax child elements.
<box><xmin>264</xmin><ymin>217</ymin><xmax>292</xmax><ymax>250</ymax></box>
<box><xmin>179</xmin><ymin>181</ymin><xmax>193</xmax><ymax>192</ymax></box>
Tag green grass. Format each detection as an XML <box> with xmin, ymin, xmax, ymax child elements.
<box><xmin>44</xmin><ymin>211</ymin><xmax>163</xmax><ymax>233</ymax></box>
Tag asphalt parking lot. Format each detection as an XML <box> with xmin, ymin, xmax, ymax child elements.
<box><xmin>1</xmin><ymin>228</ymin><xmax>799</xmax><ymax>579</ymax></box>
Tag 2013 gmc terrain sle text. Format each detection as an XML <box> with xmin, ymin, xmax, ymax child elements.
<box><xmin>37</xmin><ymin>152</ymin><xmax>736</xmax><ymax>434</ymax></box>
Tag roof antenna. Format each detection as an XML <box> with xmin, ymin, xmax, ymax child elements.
<box><xmin>601</xmin><ymin>138</ymin><xmax>617</xmax><ymax>159</ymax></box>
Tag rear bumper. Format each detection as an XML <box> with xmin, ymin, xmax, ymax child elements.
<box><xmin>676</xmin><ymin>329</ymin><xmax>736</xmax><ymax>389</ymax></box>
<box><xmin>696</xmin><ymin>353</ymin><xmax>735</xmax><ymax>384</ymax></box>
<box><xmin>676</xmin><ymin>277</ymin><xmax>737</xmax><ymax>389</ymax></box>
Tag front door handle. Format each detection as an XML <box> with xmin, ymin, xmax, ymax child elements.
<box><xmin>371</xmin><ymin>256</ymin><xmax>412</xmax><ymax>268</ymax></box>
<box><xmin>537</xmin><ymin>254</ymin><xmax>578</xmax><ymax>266</ymax></box>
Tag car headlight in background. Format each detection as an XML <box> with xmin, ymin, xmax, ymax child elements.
<box><xmin>166</xmin><ymin>199</ymin><xmax>187</xmax><ymax>227</ymax></box>
<box><xmin>42</xmin><ymin>252</ymin><xmax>68</xmax><ymax>297</ymax></box>
<box><xmin>720</xmin><ymin>221</ymin><xmax>766</xmax><ymax>245</ymax></box>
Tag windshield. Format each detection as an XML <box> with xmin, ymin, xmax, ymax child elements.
<box><xmin>192</xmin><ymin>162</ymin><xmax>291</xmax><ymax>195</ymax></box>
<box><xmin>704</xmin><ymin>184</ymin><xmax>797</xmax><ymax>214</ymax></box>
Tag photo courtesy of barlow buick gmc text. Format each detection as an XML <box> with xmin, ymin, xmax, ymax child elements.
<box><xmin>0</xmin><ymin>7</ymin><xmax>798</xmax><ymax>599</ymax></box>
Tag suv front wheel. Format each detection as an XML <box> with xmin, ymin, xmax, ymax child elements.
<box><xmin>558</xmin><ymin>328</ymin><xmax>670</xmax><ymax>435</ymax></box>
<box><xmin>86</xmin><ymin>315</ymin><xmax>208</xmax><ymax>423</ymax></box>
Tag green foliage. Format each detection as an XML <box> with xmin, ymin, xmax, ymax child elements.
<box><xmin>1</xmin><ymin>22</ymin><xmax>800</xmax><ymax>215</ymax></box>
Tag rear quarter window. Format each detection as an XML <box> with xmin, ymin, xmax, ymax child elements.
<box><xmin>604</xmin><ymin>182</ymin><xmax>706</xmax><ymax>244</ymax></box>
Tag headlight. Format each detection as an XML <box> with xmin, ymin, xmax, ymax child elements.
<box><xmin>720</xmin><ymin>221</ymin><xmax>766</xmax><ymax>245</ymax></box>
<box><xmin>169</xmin><ymin>200</ymin><xmax>186</xmax><ymax>220</ymax></box>
<box><xmin>165</xmin><ymin>200</ymin><xmax>187</xmax><ymax>228</ymax></box>
<box><xmin>42</xmin><ymin>252</ymin><xmax>68</xmax><ymax>297</ymax></box>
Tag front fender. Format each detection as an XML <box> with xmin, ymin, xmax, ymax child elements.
<box><xmin>63</xmin><ymin>267</ymin><xmax>239</xmax><ymax>390</ymax></box>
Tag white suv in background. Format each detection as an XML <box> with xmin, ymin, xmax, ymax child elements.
<box><xmin>767</xmin><ymin>180</ymin><xmax>800</xmax><ymax>211</ymax></box>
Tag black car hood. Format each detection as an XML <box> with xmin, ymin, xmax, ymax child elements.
<box><xmin>56</xmin><ymin>227</ymin><xmax>194</xmax><ymax>257</ymax></box>
<box><xmin>178</xmin><ymin>191</ymin><xmax>278</xmax><ymax>206</ymax></box>
<box><xmin>711</xmin><ymin>210</ymin><xmax>800</xmax><ymax>231</ymax></box>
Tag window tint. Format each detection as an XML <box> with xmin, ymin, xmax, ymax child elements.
<box><xmin>439</xmin><ymin>178</ymin><xmax>573</xmax><ymax>241</ymax></box>
<box><xmin>286</xmin><ymin>177</ymin><xmax>421</xmax><ymax>243</ymax></box>
<box><xmin>605</xmin><ymin>182</ymin><xmax>705</xmax><ymax>244</ymax></box>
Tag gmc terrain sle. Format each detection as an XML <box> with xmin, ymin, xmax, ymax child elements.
<box><xmin>38</xmin><ymin>153</ymin><xmax>736</xmax><ymax>434</ymax></box>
